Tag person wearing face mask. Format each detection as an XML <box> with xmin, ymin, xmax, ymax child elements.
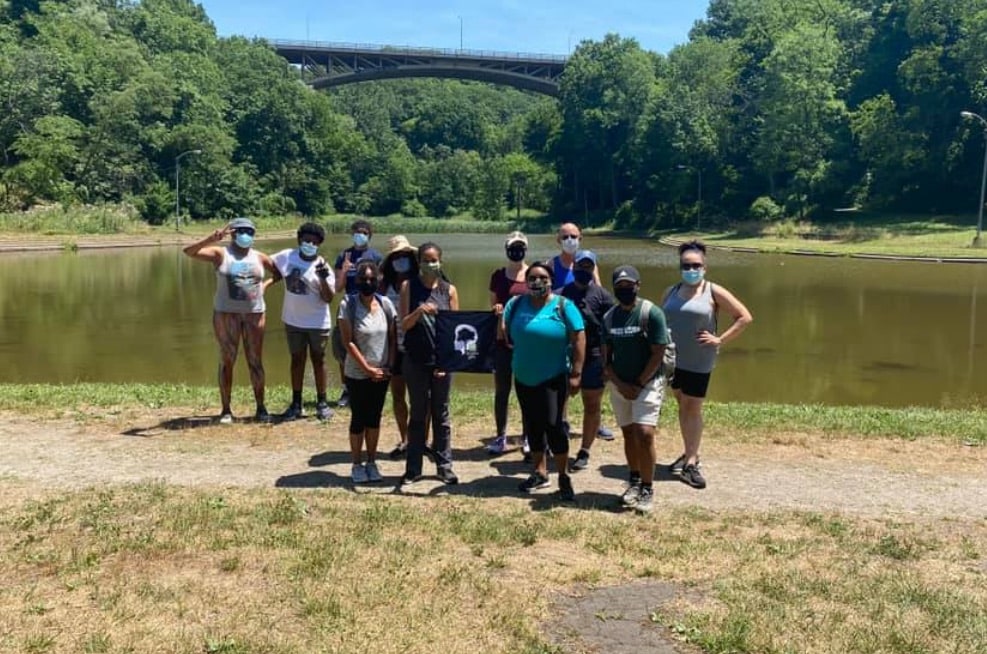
<box><xmin>379</xmin><ymin>235</ymin><xmax>419</xmax><ymax>460</ymax></box>
<box><xmin>338</xmin><ymin>261</ymin><xmax>397</xmax><ymax>484</ymax></box>
<box><xmin>333</xmin><ymin>220</ymin><xmax>384</xmax><ymax>409</ymax></box>
<box><xmin>550</xmin><ymin>223</ymin><xmax>601</xmax><ymax>292</ymax></box>
<box><xmin>502</xmin><ymin>262</ymin><xmax>586</xmax><ymax>501</ymax></box>
<box><xmin>183</xmin><ymin>217</ymin><xmax>281</xmax><ymax>424</ymax></box>
<box><xmin>561</xmin><ymin>250</ymin><xmax>616</xmax><ymax>471</ymax></box>
<box><xmin>270</xmin><ymin>223</ymin><xmax>336</xmax><ymax>422</ymax></box>
<box><xmin>601</xmin><ymin>265</ymin><xmax>670</xmax><ymax>514</ymax></box>
<box><xmin>399</xmin><ymin>242</ymin><xmax>460</xmax><ymax>486</ymax></box>
<box><xmin>661</xmin><ymin>240</ymin><xmax>752</xmax><ymax>490</ymax></box>
<box><xmin>486</xmin><ymin>231</ymin><xmax>530</xmax><ymax>456</ymax></box>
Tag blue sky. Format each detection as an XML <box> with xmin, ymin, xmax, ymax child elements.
<box><xmin>197</xmin><ymin>0</ymin><xmax>712</xmax><ymax>55</ymax></box>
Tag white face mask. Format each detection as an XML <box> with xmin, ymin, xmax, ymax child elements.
<box><xmin>560</xmin><ymin>235</ymin><xmax>580</xmax><ymax>254</ymax></box>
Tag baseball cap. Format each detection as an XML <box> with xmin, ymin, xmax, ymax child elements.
<box><xmin>505</xmin><ymin>231</ymin><xmax>528</xmax><ymax>247</ymax></box>
<box><xmin>612</xmin><ymin>265</ymin><xmax>641</xmax><ymax>285</ymax></box>
<box><xmin>574</xmin><ymin>250</ymin><xmax>597</xmax><ymax>266</ymax></box>
<box><xmin>229</xmin><ymin>217</ymin><xmax>256</xmax><ymax>232</ymax></box>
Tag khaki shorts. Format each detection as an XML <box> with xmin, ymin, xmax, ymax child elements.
<box><xmin>609</xmin><ymin>378</ymin><xmax>664</xmax><ymax>427</ymax></box>
<box><xmin>286</xmin><ymin>325</ymin><xmax>330</xmax><ymax>355</ymax></box>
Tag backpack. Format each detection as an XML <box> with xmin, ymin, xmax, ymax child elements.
<box><xmin>602</xmin><ymin>299</ymin><xmax>676</xmax><ymax>383</ymax></box>
<box><xmin>331</xmin><ymin>293</ymin><xmax>396</xmax><ymax>363</ymax></box>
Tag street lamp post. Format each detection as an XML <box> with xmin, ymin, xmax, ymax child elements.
<box><xmin>961</xmin><ymin>111</ymin><xmax>987</xmax><ymax>247</ymax></box>
<box><xmin>175</xmin><ymin>149</ymin><xmax>202</xmax><ymax>231</ymax></box>
<box><xmin>458</xmin><ymin>16</ymin><xmax>463</xmax><ymax>50</ymax></box>
<box><xmin>676</xmin><ymin>165</ymin><xmax>703</xmax><ymax>232</ymax></box>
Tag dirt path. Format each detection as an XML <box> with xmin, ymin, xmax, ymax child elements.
<box><xmin>2</xmin><ymin>410</ymin><xmax>984</xmax><ymax>518</ymax></box>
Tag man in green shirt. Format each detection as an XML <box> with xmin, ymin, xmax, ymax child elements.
<box><xmin>602</xmin><ymin>265</ymin><xmax>670</xmax><ymax>514</ymax></box>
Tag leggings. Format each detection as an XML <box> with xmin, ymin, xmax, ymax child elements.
<box><xmin>212</xmin><ymin>311</ymin><xmax>265</xmax><ymax>407</ymax></box>
<box><xmin>514</xmin><ymin>374</ymin><xmax>569</xmax><ymax>456</ymax></box>
<box><xmin>344</xmin><ymin>377</ymin><xmax>390</xmax><ymax>434</ymax></box>
<box><xmin>493</xmin><ymin>342</ymin><xmax>513</xmax><ymax>438</ymax></box>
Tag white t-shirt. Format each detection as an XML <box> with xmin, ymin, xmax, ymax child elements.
<box><xmin>271</xmin><ymin>249</ymin><xmax>334</xmax><ymax>330</ymax></box>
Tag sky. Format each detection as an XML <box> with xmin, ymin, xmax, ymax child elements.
<box><xmin>196</xmin><ymin>0</ymin><xmax>712</xmax><ymax>55</ymax></box>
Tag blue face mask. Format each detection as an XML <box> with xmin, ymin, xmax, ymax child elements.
<box><xmin>682</xmin><ymin>269</ymin><xmax>705</xmax><ymax>285</ymax></box>
<box><xmin>299</xmin><ymin>242</ymin><xmax>318</xmax><ymax>258</ymax></box>
<box><xmin>235</xmin><ymin>232</ymin><xmax>254</xmax><ymax>249</ymax></box>
<box><xmin>573</xmin><ymin>269</ymin><xmax>594</xmax><ymax>286</ymax></box>
<box><xmin>352</xmin><ymin>232</ymin><xmax>369</xmax><ymax>248</ymax></box>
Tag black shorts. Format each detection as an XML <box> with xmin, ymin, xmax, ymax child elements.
<box><xmin>670</xmin><ymin>368</ymin><xmax>711</xmax><ymax>398</ymax></box>
<box><xmin>581</xmin><ymin>356</ymin><xmax>605</xmax><ymax>391</ymax></box>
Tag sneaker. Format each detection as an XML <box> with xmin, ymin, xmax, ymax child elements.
<box><xmin>336</xmin><ymin>389</ymin><xmax>350</xmax><ymax>409</ymax></box>
<box><xmin>400</xmin><ymin>473</ymin><xmax>422</xmax><ymax>487</ymax></box>
<box><xmin>218</xmin><ymin>412</ymin><xmax>234</xmax><ymax>425</ymax></box>
<box><xmin>365</xmin><ymin>461</ymin><xmax>383</xmax><ymax>483</ymax></box>
<box><xmin>634</xmin><ymin>486</ymin><xmax>655</xmax><ymax>514</ymax></box>
<box><xmin>255</xmin><ymin>407</ymin><xmax>273</xmax><ymax>423</ymax></box>
<box><xmin>351</xmin><ymin>463</ymin><xmax>368</xmax><ymax>484</ymax></box>
<box><xmin>436</xmin><ymin>467</ymin><xmax>459</xmax><ymax>485</ymax></box>
<box><xmin>669</xmin><ymin>454</ymin><xmax>687</xmax><ymax>474</ymax></box>
<box><xmin>315</xmin><ymin>401</ymin><xmax>333</xmax><ymax>421</ymax></box>
<box><xmin>486</xmin><ymin>435</ymin><xmax>509</xmax><ymax>455</ymax></box>
<box><xmin>518</xmin><ymin>472</ymin><xmax>551</xmax><ymax>493</ymax></box>
<box><xmin>680</xmin><ymin>463</ymin><xmax>707</xmax><ymax>489</ymax></box>
<box><xmin>570</xmin><ymin>449</ymin><xmax>590</xmax><ymax>472</ymax></box>
<box><xmin>521</xmin><ymin>436</ymin><xmax>532</xmax><ymax>464</ymax></box>
<box><xmin>280</xmin><ymin>403</ymin><xmax>304</xmax><ymax>421</ymax></box>
<box><xmin>621</xmin><ymin>482</ymin><xmax>642</xmax><ymax>507</ymax></box>
<box><xmin>557</xmin><ymin>474</ymin><xmax>575</xmax><ymax>501</ymax></box>
<box><xmin>597</xmin><ymin>426</ymin><xmax>615</xmax><ymax>441</ymax></box>
<box><xmin>388</xmin><ymin>444</ymin><xmax>407</xmax><ymax>460</ymax></box>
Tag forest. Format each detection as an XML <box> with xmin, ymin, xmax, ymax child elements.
<box><xmin>1</xmin><ymin>0</ymin><xmax>986</xmax><ymax>228</ymax></box>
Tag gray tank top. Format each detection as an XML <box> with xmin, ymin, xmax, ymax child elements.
<box><xmin>662</xmin><ymin>281</ymin><xmax>718</xmax><ymax>374</ymax></box>
<box><xmin>214</xmin><ymin>246</ymin><xmax>265</xmax><ymax>313</ymax></box>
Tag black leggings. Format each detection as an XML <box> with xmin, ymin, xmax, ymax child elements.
<box><xmin>493</xmin><ymin>342</ymin><xmax>513</xmax><ymax>438</ymax></box>
<box><xmin>345</xmin><ymin>377</ymin><xmax>389</xmax><ymax>434</ymax></box>
<box><xmin>514</xmin><ymin>374</ymin><xmax>569</xmax><ymax>456</ymax></box>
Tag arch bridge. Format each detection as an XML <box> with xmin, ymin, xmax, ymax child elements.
<box><xmin>271</xmin><ymin>40</ymin><xmax>567</xmax><ymax>96</ymax></box>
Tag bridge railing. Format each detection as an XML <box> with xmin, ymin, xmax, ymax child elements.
<box><xmin>269</xmin><ymin>39</ymin><xmax>568</xmax><ymax>64</ymax></box>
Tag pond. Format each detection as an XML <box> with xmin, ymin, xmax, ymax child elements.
<box><xmin>0</xmin><ymin>232</ymin><xmax>984</xmax><ymax>408</ymax></box>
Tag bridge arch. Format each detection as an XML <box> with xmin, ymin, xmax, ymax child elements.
<box><xmin>308</xmin><ymin>66</ymin><xmax>559</xmax><ymax>96</ymax></box>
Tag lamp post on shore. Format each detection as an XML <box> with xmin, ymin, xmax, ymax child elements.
<box><xmin>175</xmin><ymin>149</ymin><xmax>202</xmax><ymax>231</ymax></box>
<box><xmin>676</xmin><ymin>164</ymin><xmax>703</xmax><ymax>232</ymax></box>
<box><xmin>458</xmin><ymin>15</ymin><xmax>463</xmax><ymax>50</ymax></box>
<box><xmin>961</xmin><ymin>112</ymin><xmax>987</xmax><ymax>247</ymax></box>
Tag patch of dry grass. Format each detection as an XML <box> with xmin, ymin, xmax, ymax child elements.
<box><xmin>1</xmin><ymin>483</ymin><xmax>985</xmax><ymax>653</ymax></box>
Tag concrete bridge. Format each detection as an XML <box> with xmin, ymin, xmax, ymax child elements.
<box><xmin>270</xmin><ymin>40</ymin><xmax>567</xmax><ymax>96</ymax></box>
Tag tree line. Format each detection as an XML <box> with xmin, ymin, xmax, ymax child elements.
<box><xmin>2</xmin><ymin>0</ymin><xmax>986</xmax><ymax>229</ymax></box>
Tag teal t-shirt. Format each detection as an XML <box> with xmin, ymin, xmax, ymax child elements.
<box><xmin>604</xmin><ymin>300</ymin><xmax>670</xmax><ymax>383</ymax></box>
<box><xmin>506</xmin><ymin>295</ymin><xmax>585</xmax><ymax>386</ymax></box>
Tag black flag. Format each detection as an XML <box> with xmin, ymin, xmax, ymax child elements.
<box><xmin>434</xmin><ymin>310</ymin><xmax>498</xmax><ymax>373</ymax></box>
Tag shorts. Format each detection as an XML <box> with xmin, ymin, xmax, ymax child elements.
<box><xmin>609</xmin><ymin>378</ymin><xmax>664</xmax><ymax>427</ymax></box>
<box><xmin>286</xmin><ymin>325</ymin><xmax>330</xmax><ymax>355</ymax></box>
<box><xmin>670</xmin><ymin>368</ymin><xmax>711</xmax><ymax>398</ymax></box>
<box><xmin>581</xmin><ymin>356</ymin><xmax>604</xmax><ymax>391</ymax></box>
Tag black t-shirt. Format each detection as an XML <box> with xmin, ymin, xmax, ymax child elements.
<box><xmin>334</xmin><ymin>246</ymin><xmax>384</xmax><ymax>294</ymax></box>
<box><xmin>561</xmin><ymin>282</ymin><xmax>615</xmax><ymax>357</ymax></box>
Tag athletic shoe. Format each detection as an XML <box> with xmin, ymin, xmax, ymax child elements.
<box><xmin>336</xmin><ymin>389</ymin><xmax>350</xmax><ymax>409</ymax></box>
<box><xmin>365</xmin><ymin>461</ymin><xmax>383</xmax><ymax>483</ymax></box>
<box><xmin>218</xmin><ymin>412</ymin><xmax>234</xmax><ymax>425</ymax></box>
<box><xmin>669</xmin><ymin>454</ymin><xmax>687</xmax><ymax>474</ymax></box>
<box><xmin>621</xmin><ymin>482</ymin><xmax>642</xmax><ymax>507</ymax></box>
<box><xmin>255</xmin><ymin>407</ymin><xmax>273</xmax><ymax>423</ymax></box>
<box><xmin>315</xmin><ymin>401</ymin><xmax>333</xmax><ymax>421</ymax></box>
<box><xmin>351</xmin><ymin>463</ymin><xmax>368</xmax><ymax>484</ymax></box>
<box><xmin>486</xmin><ymin>435</ymin><xmax>509</xmax><ymax>455</ymax></box>
<box><xmin>436</xmin><ymin>467</ymin><xmax>459</xmax><ymax>485</ymax></box>
<box><xmin>570</xmin><ymin>449</ymin><xmax>590</xmax><ymax>472</ymax></box>
<box><xmin>597</xmin><ymin>426</ymin><xmax>615</xmax><ymax>441</ymax></box>
<box><xmin>557</xmin><ymin>474</ymin><xmax>575</xmax><ymax>501</ymax></box>
<box><xmin>400</xmin><ymin>473</ymin><xmax>422</xmax><ymax>487</ymax></box>
<box><xmin>680</xmin><ymin>463</ymin><xmax>707</xmax><ymax>489</ymax></box>
<box><xmin>388</xmin><ymin>444</ymin><xmax>407</xmax><ymax>460</ymax></box>
<box><xmin>281</xmin><ymin>403</ymin><xmax>304</xmax><ymax>420</ymax></box>
<box><xmin>518</xmin><ymin>472</ymin><xmax>551</xmax><ymax>493</ymax></box>
<box><xmin>634</xmin><ymin>486</ymin><xmax>655</xmax><ymax>514</ymax></box>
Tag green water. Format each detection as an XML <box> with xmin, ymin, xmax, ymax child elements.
<box><xmin>1</xmin><ymin>232</ymin><xmax>984</xmax><ymax>408</ymax></box>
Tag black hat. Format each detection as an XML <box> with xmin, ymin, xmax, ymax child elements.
<box><xmin>612</xmin><ymin>265</ymin><xmax>641</xmax><ymax>285</ymax></box>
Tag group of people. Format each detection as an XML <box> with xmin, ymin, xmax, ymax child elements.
<box><xmin>183</xmin><ymin>218</ymin><xmax>752</xmax><ymax>512</ymax></box>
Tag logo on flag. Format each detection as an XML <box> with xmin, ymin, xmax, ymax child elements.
<box><xmin>435</xmin><ymin>311</ymin><xmax>498</xmax><ymax>373</ymax></box>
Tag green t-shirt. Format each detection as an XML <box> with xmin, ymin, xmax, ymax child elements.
<box><xmin>604</xmin><ymin>300</ymin><xmax>670</xmax><ymax>383</ymax></box>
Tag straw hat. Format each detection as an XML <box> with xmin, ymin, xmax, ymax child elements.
<box><xmin>384</xmin><ymin>234</ymin><xmax>417</xmax><ymax>260</ymax></box>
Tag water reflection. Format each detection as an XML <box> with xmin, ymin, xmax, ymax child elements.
<box><xmin>0</xmin><ymin>233</ymin><xmax>984</xmax><ymax>408</ymax></box>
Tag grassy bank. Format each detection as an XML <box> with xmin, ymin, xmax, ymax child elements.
<box><xmin>2</xmin><ymin>383</ymin><xmax>984</xmax><ymax>444</ymax></box>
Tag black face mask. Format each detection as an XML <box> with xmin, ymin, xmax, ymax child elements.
<box><xmin>614</xmin><ymin>287</ymin><xmax>638</xmax><ymax>306</ymax></box>
<box><xmin>357</xmin><ymin>280</ymin><xmax>377</xmax><ymax>297</ymax></box>
<box><xmin>506</xmin><ymin>247</ymin><xmax>526</xmax><ymax>262</ymax></box>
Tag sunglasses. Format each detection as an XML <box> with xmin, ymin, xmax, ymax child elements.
<box><xmin>527</xmin><ymin>275</ymin><xmax>550</xmax><ymax>282</ymax></box>
<box><xmin>560</xmin><ymin>235</ymin><xmax>580</xmax><ymax>241</ymax></box>
<box><xmin>234</xmin><ymin>228</ymin><xmax>255</xmax><ymax>236</ymax></box>
<box><xmin>680</xmin><ymin>262</ymin><xmax>703</xmax><ymax>270</ymax></box>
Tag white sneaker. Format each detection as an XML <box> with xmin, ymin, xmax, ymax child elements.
<box><xmin>351</xmin><ymin>463</ymin><xmax>369</xmax><ymax>484</ymax></box>
<box><xmin>365</xmin><ymin>461</ymin><xmax>383</xmax><ymax>482</ymax></box>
